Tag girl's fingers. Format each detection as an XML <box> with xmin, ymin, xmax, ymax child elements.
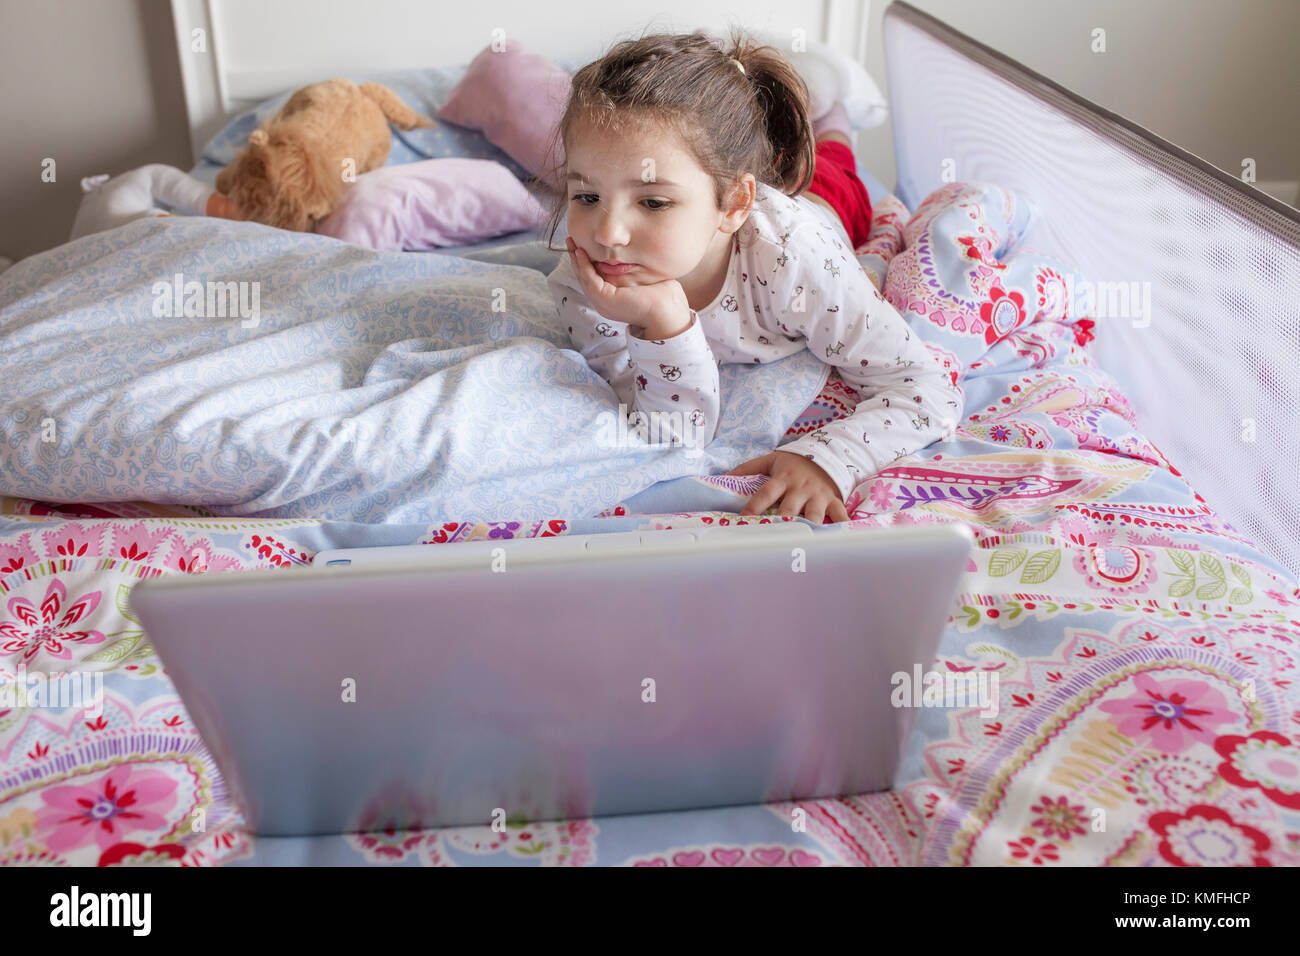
<box><xmin>804</xmin><ymin>490</ymin><xmax>850</xmax><ymax>524</ymax></box>
<box><xmin>810</xmin><ymin>497</ymin><xmax>847</xmax><ymax>524</ymax></box>
<box><xmin>568</xmin><ymin>241</ymin><xmax>595</xmax><ymax>288</ymax></box>
<box><xmin>741</xmin><ymin>479</ymin><xmax>783</xmax><ymax>517</ymax></box>
<box><xmin>778</xmin><ymin>490</ymin><xmax>809</xmax><ymax>519</ymax></box>
<box><xmin>574</xmin><ymin>248</ymin><xmax>611</xmax><ymax>301</ymax></box>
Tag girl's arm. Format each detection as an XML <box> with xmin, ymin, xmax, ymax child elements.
<box><xmin>762</xmin><ymin>245</ymin><xmax>964</xmax><ymax>501</ymax></box>
<box><xmin>548</xmin><ymin>260</ymin><xmax>721</xmax><ymax>452</ymax></box>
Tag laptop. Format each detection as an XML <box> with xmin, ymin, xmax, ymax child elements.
<box><xmin>129</xmin><ymin>520</ymin><xmax>974</xmax><ymax>837</ymax></box>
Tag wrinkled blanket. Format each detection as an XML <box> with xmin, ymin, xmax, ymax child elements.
<box><xmin>0</xmin><ymin>219</ymin><xmax>828</xmax><ymax>522</ymax></box>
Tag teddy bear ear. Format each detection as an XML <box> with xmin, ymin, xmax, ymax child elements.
<box><xmin>249</xmin><ymin>129</ymin><xmax>269</xmax><ymax>148</ymax></box>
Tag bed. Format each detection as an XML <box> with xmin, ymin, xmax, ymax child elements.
<box><xmin>0</xmin><ymin>0</ymin><xmax>1297</xmax><ymax>867</ymax></box>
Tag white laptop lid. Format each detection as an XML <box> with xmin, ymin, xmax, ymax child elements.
<box><xmin>129</xmin><ymin>522</ymin><xmax>974</xmax><ymax>836</ymax></box>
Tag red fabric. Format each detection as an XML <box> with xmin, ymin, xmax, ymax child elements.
<box><xmin>804</xmin><ymin>140</ymin><xmax>874</xmax><ymax>250</ymax></box>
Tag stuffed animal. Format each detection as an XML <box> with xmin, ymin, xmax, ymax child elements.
<box><xmin>69</xmin><ymin>164</ymin><xmax>243</xmax><ymax>241</ymax></box>
<box><xmin>215</xmin><ymin>78</ymin><xmax>433</xmax><ymax>232</ymax></box>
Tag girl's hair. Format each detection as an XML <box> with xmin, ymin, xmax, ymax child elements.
<box><xmin>533</xmin><ymin>26</ymin><xmax>817</xmax><ymax>252</ymax></box>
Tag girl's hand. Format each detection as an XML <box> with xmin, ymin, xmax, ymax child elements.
<box><xmin>566</xmin><ymin>236</ymin><xmax>691</xmax><ymax>335</ymax></box>
<box><xmin>725</xmin><ymin>450</ymin><xmax>851</xmax><ymax>524</ymax></box>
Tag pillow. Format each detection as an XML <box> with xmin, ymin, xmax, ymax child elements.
<box><xmin>192</xmin><ymin>67</ymin><xmax>539</xmax><ymax>185</ymax></box>
<box><xmin>436</xmin><ymin>43</ymin><xmax>572</xmax><ymax>191</ymax></box>
<box><xmin>881</xmin><ymin>181</ymin><xmax>1093</xmax><ymax>380</ymax></box>
<box><xmin>314</xmin><ymin>158</ymin><xmax>549</xmax><ymax>251</ymax></box>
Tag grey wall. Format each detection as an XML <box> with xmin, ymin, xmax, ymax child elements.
<box><xmin>0</xmin><ymin>0</ymin><xmax>191</xmax><ymax>263</ymax></box>
<box><xmin>0</xmin><ymin>0</ymin><xmax>1295</xmax><ymax>265</ymax></box>
<box><xmin>855</xmin><ymin>0</ymin><xmax>1299</xmax><ymax>202</ymax></box>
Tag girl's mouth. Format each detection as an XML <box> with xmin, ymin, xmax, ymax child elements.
<box><xmin>595</xmin><ymin>261</ymin><xmax>638</xmax><ymax>277</ymax></box>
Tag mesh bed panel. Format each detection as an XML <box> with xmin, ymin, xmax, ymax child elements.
<box><xmin>883</xmin><ymin>1</ymin><xmax>1300</xmax><ymax>580</ymax></box>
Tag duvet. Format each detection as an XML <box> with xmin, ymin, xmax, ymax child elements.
<box><xmin>0</xmin><ymin>220</ymin><xmax>828</xmax><ymax>522</ymax></box>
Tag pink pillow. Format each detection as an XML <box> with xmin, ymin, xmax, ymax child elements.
<box><xmin>436</xmin><ymin>43</ymin><xmax>571</xmax><ymax>191</ymax></box>
<box><xmin>315</xmin><ymin>158</ymin><xmax>549</xmax><ymax>251</ymax></box>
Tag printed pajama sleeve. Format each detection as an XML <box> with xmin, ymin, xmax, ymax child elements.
<box><xmin>774</xmin><ymin>261</ymin><xmax>965</xmax><ymax>501</ymax></box>
<box><xmin>549</xmin><ymin>259</ymin><xmax>721</xmax><ymax>451</ymax></box>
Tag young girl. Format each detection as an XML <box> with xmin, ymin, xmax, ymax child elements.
<box><xmin>542</xmin><ymin>29</ymin><xmax>964</xmax><ymax>525</ymax></box>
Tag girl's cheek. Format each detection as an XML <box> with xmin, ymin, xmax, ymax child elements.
<box><xmin>566</xmin><ymin>206</ymin><xmax>589</xmax><ymax>240</ymax></box>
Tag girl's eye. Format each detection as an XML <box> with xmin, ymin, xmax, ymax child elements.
<box><xmin>569</xmin><ymin>194</ymin><xmax>671</xmax><ymax>211</ymax></box>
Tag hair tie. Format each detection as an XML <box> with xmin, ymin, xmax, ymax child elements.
<box><xmin>730</xmin><ymin>57</ymin><xmax>746</xmax><ymax>76</ymax></box>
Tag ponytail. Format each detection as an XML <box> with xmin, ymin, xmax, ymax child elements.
<box><xmin>721</xmin><ymin>31</ymin><xmax>817</xmax><ymax>196</ymax></box>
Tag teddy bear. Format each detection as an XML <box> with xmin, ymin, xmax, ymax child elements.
<box><xmin>215</xmin><ymin>78</ymin><xmax>433</xmax><ymax>232</ymax></box>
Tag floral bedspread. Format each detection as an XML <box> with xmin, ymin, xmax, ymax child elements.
<box><xmin>1</xmin><ymin>182</ymin><xmax>1297</xmax><ymax>866</ymax></box>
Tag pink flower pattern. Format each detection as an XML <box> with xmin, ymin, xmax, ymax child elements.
<box><xmin>1098</xmin><ymin>673</ymin><xmax>1236</xmax><ymax>753</ymax></box>
<box><xmin>1030</xmin><ymin>795</ymin><xmax>1088</xmax><ymax>841</ymax></box>
<box><xmin>0</xmin><ymin>579</ymin><xmax>105</xmax><ymax>668</ymax></box>
<box><xmin>868</xmin><ymin>479</ymin><xmax>896</xmax><ymax>511</ymax></box>
<box><xmin>37</xmin><ymin>765</ymin><xmax>179</xmax><ymax>854</ymax></box>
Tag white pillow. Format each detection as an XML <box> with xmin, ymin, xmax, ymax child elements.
<box><xmin>742</xmin><ymin>30</ymin><xmax>890</xmax><ymax>130</ymax></box>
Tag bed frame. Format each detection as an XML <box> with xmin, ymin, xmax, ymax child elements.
<box><xmin>168</xmin><ymin>0</ymin><xmax>1300</xmax><ymax>580</ymax></box>
<box><xmin>882</xmin><ymin>4</ymin><xmax>1300</xmax><ymax>580</ymax></box>
<box><xmin>168</xmin><ymin>0</ymin><xmax>874</xmax><ymax>162</ymax></box>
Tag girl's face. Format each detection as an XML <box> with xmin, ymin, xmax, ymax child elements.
<box><xmin>564</xmin><ymin>118</ymin><xmax>752</xmax><ymax>294</ymax></box>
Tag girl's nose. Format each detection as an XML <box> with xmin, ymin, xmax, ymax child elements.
<box><xmin>592</xmin><ymin>208</ymin><xmax>629</xmax><ymax>249</ymax></box>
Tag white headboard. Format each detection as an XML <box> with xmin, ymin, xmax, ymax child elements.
<box><xmin>169</xmin><ymin>0</ymin><xmax>874</xmax><ymax>163</ymax></box>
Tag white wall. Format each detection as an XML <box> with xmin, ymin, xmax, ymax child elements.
<box><xmin>0</xmin><ymin>0</ymin><xmax>1295</xmax><ymax>265</ymax></box>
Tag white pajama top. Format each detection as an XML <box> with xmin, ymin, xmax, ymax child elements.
<box><xmin>547</xmin><ymin>182</ymin><xmax>965</xmax><ymax>500</ymax></box>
